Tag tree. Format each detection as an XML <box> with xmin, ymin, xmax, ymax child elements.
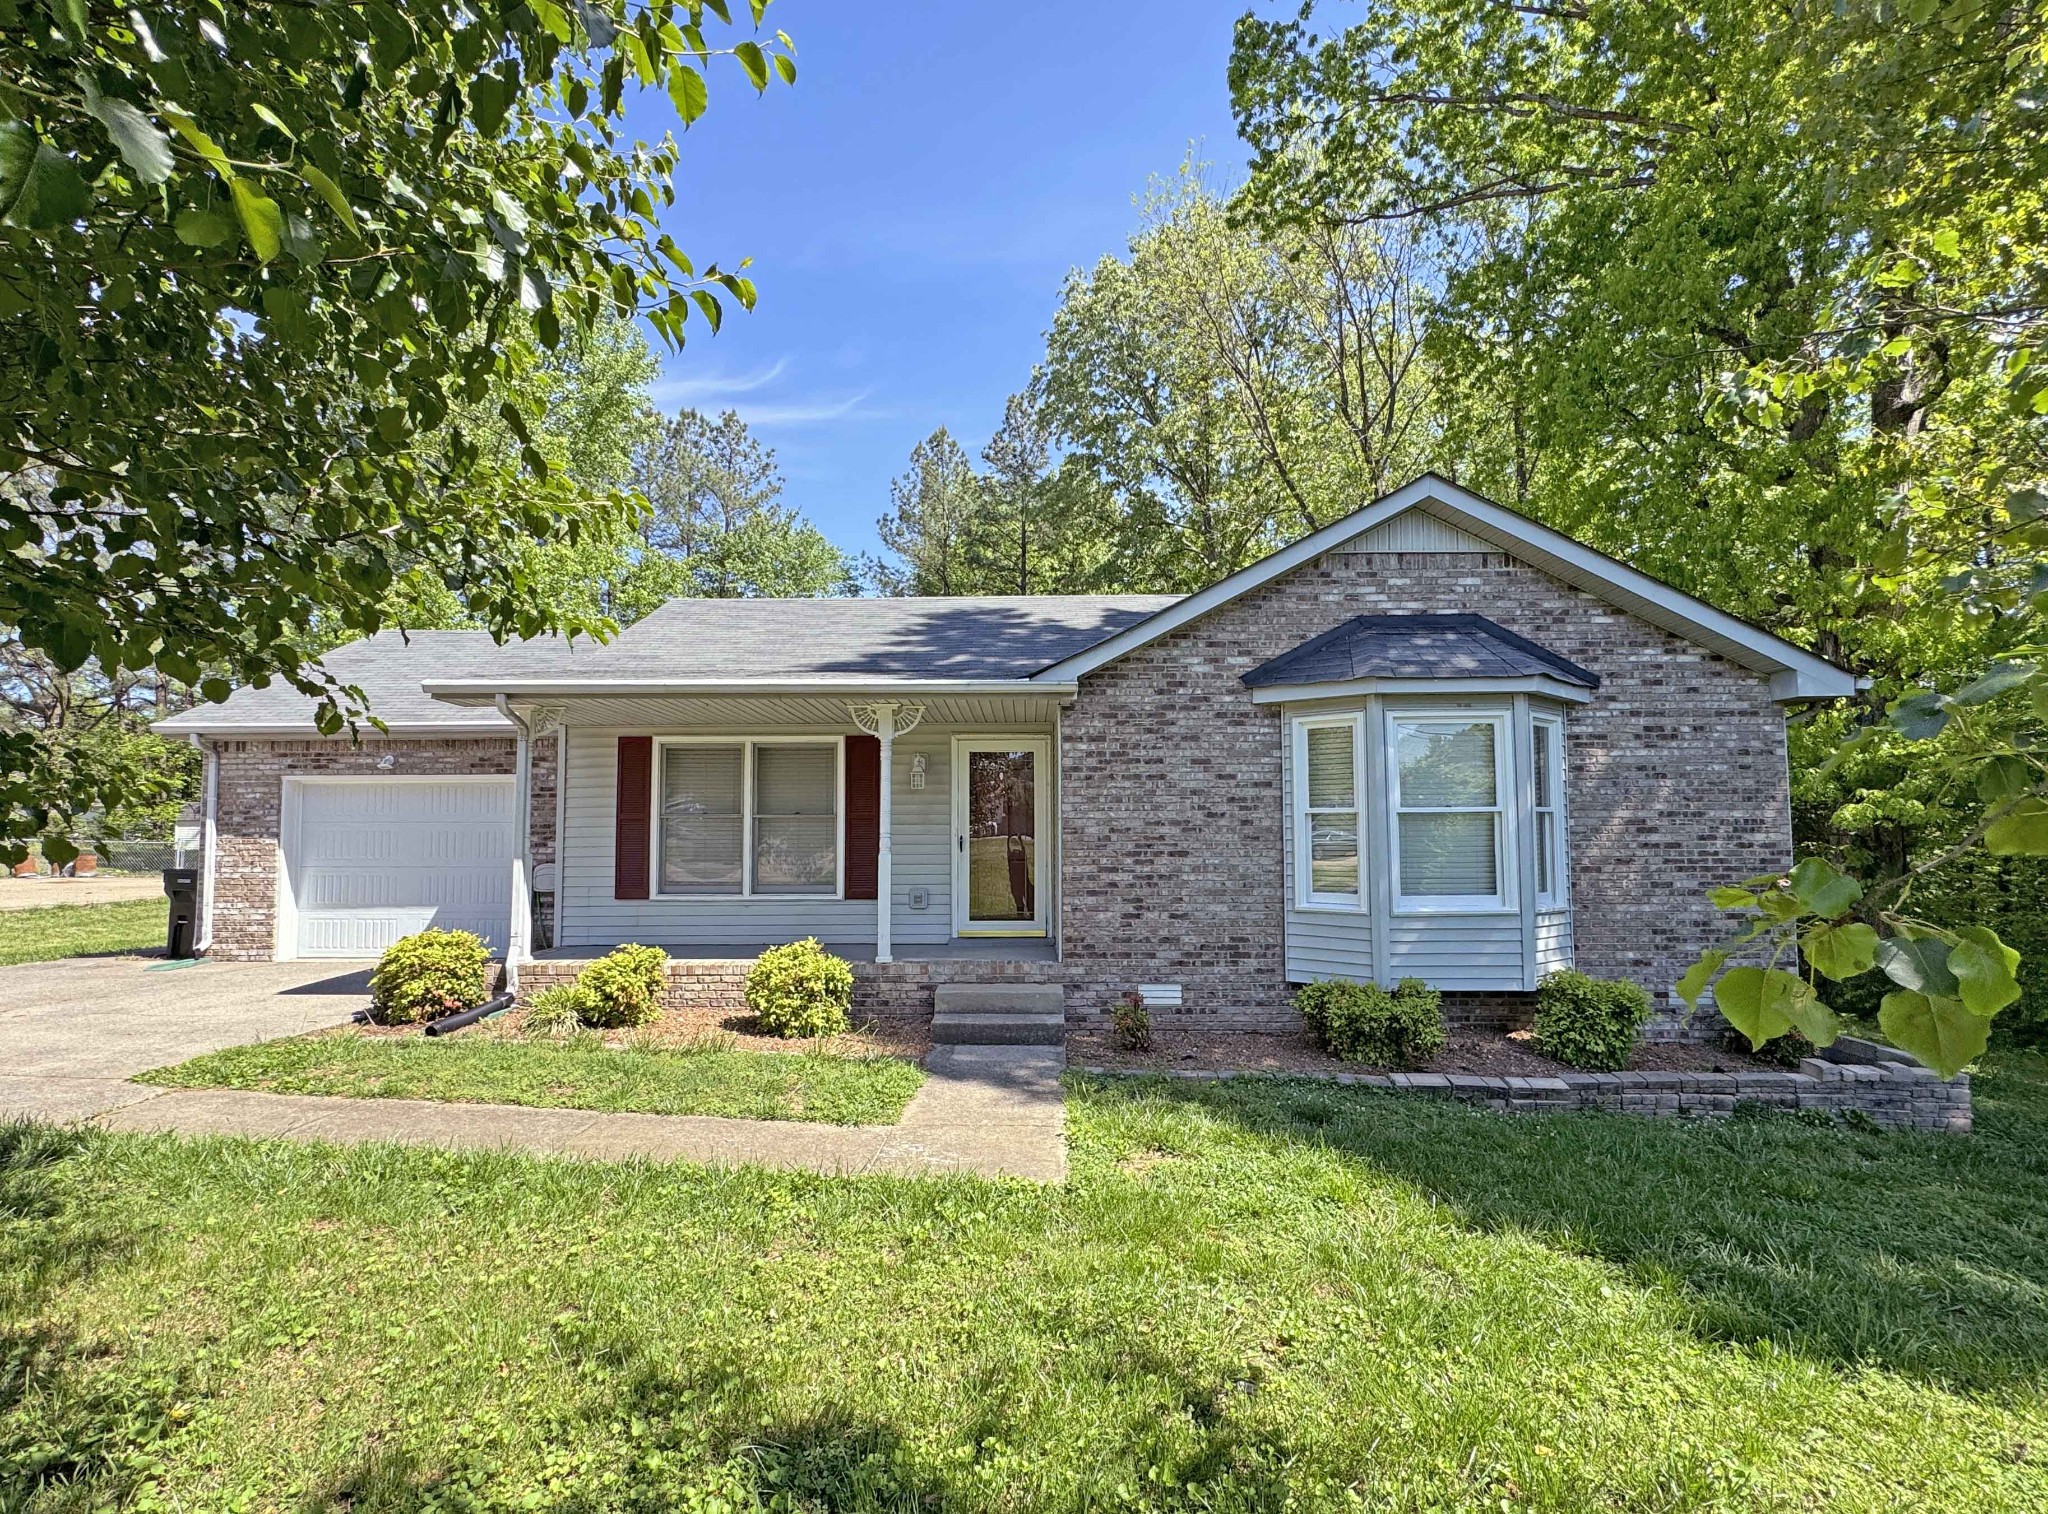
<box><xmin>867</xmin><ymin>428</ymin><xmax>985</xmax><ymax>596</ymax></box>
<box><xmin>1034</xmin><ymin>167</ymin><xmax>1440</xmax><ymax>590</ymax></box>
<box><xmin>0</xmin><ymin>1</ymin><xmax>796</xmax><ymax>861</ymax></box>
<box><xmin>1232</xmin><ymin>0</ymin><xmax>2048</xmax><ymax>1074</ymax></box>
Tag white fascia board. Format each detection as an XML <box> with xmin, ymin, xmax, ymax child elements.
<box><xmin>1033</xmin><ymin>474</ymin><xmax>1860</xmax><ymax>702</ymax></box>
<box><xmin>1251</xmin><ymin>676</ymin><xmax>1595</xmax><ymax>706</ymax></box>
<box><xmin>149</xmin><ymin>719</ymin><xmax>513</xmax><ymax>738</ymax></box>
<box><xmin>420</xmin><ymin>677</ymin><xmax>1078</xmax><ymax>707</ymax></box>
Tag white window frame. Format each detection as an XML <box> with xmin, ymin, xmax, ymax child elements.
<box><xmin>1531</xmin><ymin>711</ymin><xmax>1567</xmax><ymax>910</ymax></box>
<box><xmin>1292</xmin><ymin>712</ymin><xmax>1368</xmax><ymax>912</ymax></box>
<box><xmin>650</xmin><ymin>735</ymin><xmax>845</xmax><ymax>901</ymax></box>
<box><xmin>1385</xmin><ymin>706</ymin><xmax>1516</xmax><ymax>915</ymax></box>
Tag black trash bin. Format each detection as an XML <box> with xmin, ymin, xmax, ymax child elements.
<box><xmin>162</xmin><ymin>867</ymin><xmax>199</xmax><ymax>959</ymax></box>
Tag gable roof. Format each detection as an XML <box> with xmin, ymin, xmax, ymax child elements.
<box><xmin>1243</xmin><ymin>614</ymin><xmax>1600</xmax><ymax>693</ymax></box>
<box><xmin>154</xmin><ymin>630</ymin><xmax>592</xmax><ymax>737</ymax></box>
<box><xmin>1031</xmin><ymin>475</ymin><xmax>1860</xmax><ymax>701</ymax></box>
<box><xmin>419</xmin><ymin>595</ymin><xmax>1178</xmax><ymax>704</ymax></box>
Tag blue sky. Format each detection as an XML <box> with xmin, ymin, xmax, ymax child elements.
<box><xmin>623</xmin><ymin>2</ymin><xmax>1246</xmax><ymax>564</ymax></box>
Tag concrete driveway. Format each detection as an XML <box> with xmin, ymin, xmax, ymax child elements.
<box><xmin>0</xmin><ymin>955</ymin><xmax>372</xmax><ymax>1124</ymax></box>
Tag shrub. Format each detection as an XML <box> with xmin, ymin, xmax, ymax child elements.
<box><xmin>746</xmin><ymin>937</ymin><xmax>854</xmax><ymax>1038</ymax></box>
<box><xmin>1532</xmin><ymin>970</ymin><xmax>1652</xmax><ymax>1071</ymax></box>
<box><xmin>522</xmin><ymin>982</ymin><xmax>595</xmax><ymax>1038</ymax></box>
<box><xmin>576</xmin><ymin>944</ymin><xmax>669</xmax><ymax>1029</ymax></box>
<box><xmin>369</xmin><ymin>929</ymin><xmax>492</xmax><ymax>1026</ymax></box>
<box><xmin>1296</xmin><ymin>977</ymin><xmax>1446</xmax><ymax>1069</ymax></box>
<box><xmin>1725</xmin><ymin>1025</ymin><xmax>1814</xmax><ymax>1069</ymax></box>
<box><xmin>1112</xmin><ymin>990</ymin><xmax>1152</xmax><ymax>1051</ymax></box>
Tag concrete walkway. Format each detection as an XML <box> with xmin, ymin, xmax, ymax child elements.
<box><xmin>95</xmin><ymin>1044</ymin><xmax>1069</xmax><ymax>1182</ymax></box>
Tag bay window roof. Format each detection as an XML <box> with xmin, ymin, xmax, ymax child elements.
<box><xmin>1243</xmin><ymin>615</ymin><xmax>1600</xmax><ymax>701</ymax></box>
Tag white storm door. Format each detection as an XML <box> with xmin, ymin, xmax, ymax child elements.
<box><xmin>951</xmin><ymin>738</ymin><xmax>1049</xmax><ymax>937</ymax></box>
<box><xmin>283</xmin><ymin>777</ymin><xmax>514</xmax><ymax>958</ymax></box>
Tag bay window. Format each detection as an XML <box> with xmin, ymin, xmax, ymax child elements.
<box><xmin>1289</xmin><ymin>703</ymin><xmax>1566</xmax><ymax>917</ymax></box>
<box><xmin>658</xmin><ymin>738</ymin><xmax>840</xmax><ymax>897</ymax></box>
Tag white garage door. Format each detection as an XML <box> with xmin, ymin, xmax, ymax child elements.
<box><xmin>284</xmin><ymin>778</ymin><xmax>514</xmax><ymax>958</ymax></box>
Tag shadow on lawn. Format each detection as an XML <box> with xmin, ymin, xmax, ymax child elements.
<box><xmin>0</xmin><ymin>1122</ymin><xmax>197</xmax><ymax>1512</ymax></box>
<box><xmin>1087</xmin><ymin>1063</ymin><xmax>2048</xmax><ymax>1394</ymax></box>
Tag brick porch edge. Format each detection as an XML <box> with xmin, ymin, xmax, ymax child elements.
<box><xmin>1078</xmin><ymin>1037</ymin><xmax>1970</xmax><ymax>1134</ymax></box>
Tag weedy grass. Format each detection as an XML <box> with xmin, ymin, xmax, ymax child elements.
<box><xmin>135</xmin><ymin>1027</ymin><xmax>925</xmax><ymax>1126</ymax></box>
<box><xmin>4</xmin><ymin>1054</ymin><xmax>2046</xmax><ymax>1510</ymax></box>
<box><xmin>0</xmin><ymin>897</ymin><xmax>165</xmax><ymax>966</ymax></box>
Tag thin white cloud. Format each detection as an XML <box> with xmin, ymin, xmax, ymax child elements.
<box><xmin>735</xmin><ymin>390</ymin><xmax>877</xmax><ymax>426</ymax></box>
<box><xmin>648</xmin><ymin>357</ymin><xmax>791</xmax><ymax>408</ymax></box>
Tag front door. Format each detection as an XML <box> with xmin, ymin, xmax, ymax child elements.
<box><xmin>952</xmin><ymin>738</ymin><xmax>1049</xmax><ymax>936</ymax></box>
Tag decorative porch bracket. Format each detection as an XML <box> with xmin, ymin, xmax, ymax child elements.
<box><xmin>846</xmin><ymin>702</ymin><xmax>926</xmax><ymax>963</ymax></box>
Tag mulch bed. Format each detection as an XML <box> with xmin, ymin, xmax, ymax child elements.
<box><xmin>1069</xmin><ymin>1026</ymin><xmax>1776</xmax><ymax>1080</ymax></box>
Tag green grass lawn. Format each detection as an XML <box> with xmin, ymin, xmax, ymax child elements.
<box><xmin>136</xmin><ymin>1028</ymin><xmax>926</xmax><ymax>1126</ymax></box>
<box><xmin>0</xmin><ymin>896</ymin><xmax>165</xmax><ymax>967</ymax></box>
<box><xmin>6</xmin><ymin>1055</ymin><xmax>2047</xmax><ymax>1511</ymax></box>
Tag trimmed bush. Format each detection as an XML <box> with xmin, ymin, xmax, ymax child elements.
<box><xmin>1532</xmin><ymin>970</ymin><xmax>1653</xmax><ymax>1071</ymax></box>
<box><xmin>369</xmin><ymin>929</ymin><xmax>491</xmax><ymax>1026</ymax></box>
<box><xmin>746</xmin><ymin>938</ymin><xmax>854</xmax><ymax>1039</ymax></box>
<box><xmin>1112</xmin><ymin>990</ymin><xmax>1152</xmax><ymax>1051</ymax></box>
<box><xmin>576</xmin><ymin>944</ymin><xmax>668</xmax><ymax>1029</ymax></box>
<box><xmin>1296</xmin><ymin>977</ymin><xmax>1446</xmax><ymax>1069</ymax></box>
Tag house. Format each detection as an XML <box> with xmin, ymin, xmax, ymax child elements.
<box><xmin>155</xmin><ymin>476</ymin><xmax>1858</xmax><ymax>1036</ymax></box>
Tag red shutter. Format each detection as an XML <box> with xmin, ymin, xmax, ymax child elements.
<box><xmin>614</xmin><ymin>736</ymin><xmax>652</xmax><ymax>900</ymax></box>
<box><xmin>845</xmin><ymin>733</ymin><xmax>881</xmax><ymax>900</ymax></box>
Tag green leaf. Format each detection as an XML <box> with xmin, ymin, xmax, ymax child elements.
<box><xmin>0</xmin><ymin>126</ymin><xmax>89</xmax><ymax>229</ymax></box>
<box><xmin>774</xmin><ymin>53</ymin><xmax>797</xmax><ymax>86</ymax></box>
<box><xmin>1786</xmin><ymin>856</ymin><xmax>1861</xmax><ymax>918</ymax></box>
<box><xmin>229</xmin><ymin>179</ymin><xmax>284</xmax><ymax>261</ymax></box>
<box><xmin>734</xmin><ymin>40</ymin><xmax>770</xmax><ymax>90</ymax></box>
<box><xmin>82</xmin><ymin>84</ymin><xmax>176</xmax><ymax>186</ymax></box>
<box><xmin>1712</xmin><ymin>966</ymin><xmax>1798</xmax><ymax>1049</ymax></box>
<box><xmin>1878</xmin><ymin>990</ymin><xmax>1987</xmax><ymax>1079</ymax></box>
<box><xmin>1947</xmin><ymin>926</ymin><xmax>2022</xmax><ymax>1017</ymax></box>
<box><xmin>250</xmin><ymin>102</ymin><xmax>297</xmax><ymax>139</ymax></box>
<box><xmin>1675</xmin><ymin>950</ymin><xmax>1727</xmax><ymax>1009</ymax></box>
<box><xmin>1952</xmin><ymin>661</ymin><xmax>2036</xmax><ymax>705</ymax></box>
<box><xmin>2009</xmin><ymin>488</ymin><xmax>2048</xmax><ymax>523</ymax></box>
<box><xmin>668</xmin><ymin>64</ymin><xmax>709</xmax><ymax>124</ymax></box>
<box><xmin>300</xmin><ymin>165</ymin><xmax>358</xmax><ymax>233</ymax></box>
<box><xmin>200</xmin><ymin>677</ymin><xmax>231</xmax><ymax>703</ymax></box>
<box><xmin>1976</xmin><ymin>755</ymin><xmax>2035</xmax><ymax>803</ymax></box>
<box><xmin>1801</xmin><ymin>920</ymin><xmax>1878</xmax><ymax>982</ymax></box>
<box><xmin>173</xmin><ymin>206</ymin><xmax>234</xmax><ymax>247</ymax></box>
<box><xmin>161</xmin><ymin>108</ymin><xmax>235</xmax><ymax>179</ymax></box>
<box><xmin>1875</xmin><ymin>934</ymin><xmax>1961</xmax><ymax>998</ymax></box>
<box><xmin>1708</xmin><ymin>886</ymin><xmax>1758</xmax><ymax>911</ymax></box>
<box><xmin>1985</xmin><ymin>797</ymin><xmax>2048</xmax><ymax>855</ymax></box>
<box><xmin>1889</xmin><ymin>691</ymin><xmax>1949</xmax><ymax>740</ymax></box>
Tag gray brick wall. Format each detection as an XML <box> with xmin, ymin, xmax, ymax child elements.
<box><xmin>1057</xmin><ymin>549</ymin><xmax>1792</xmax><ymax>1033</ymax></box>
<box><xmin>207</xmin><ymin>734</ymin><xmax>556</xmax><ymax>961</ymax></box>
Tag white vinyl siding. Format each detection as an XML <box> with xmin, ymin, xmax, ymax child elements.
<box><xmin>1535</xmin><ymin>910</ymin><xmax>1574</xmax><ymax>975</ymax></box>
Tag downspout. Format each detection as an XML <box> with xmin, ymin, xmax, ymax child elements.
<box><xmin>496</xmin><ymin>694</ymin><xmax>532</xmax><ymax>995</ymax></box>
<box><xmin>876</xmin><ymin>703</ymin><xmax>895</xmax><ymax>965</ymax></box>
<box><xmin>552</xmin><ymin>723</ymin><xmax>567</xmax><ymax>949</ymax></box>
<box><xmin>191</xmin><ymin>734</ymin><xmax>218</xmax><ymax>954</ymax></box>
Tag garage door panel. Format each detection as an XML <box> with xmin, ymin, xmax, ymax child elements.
<box><xmin>287</xmin><ymin>778</ymin><xmax>514</xmax><ymax>958</ymax></box>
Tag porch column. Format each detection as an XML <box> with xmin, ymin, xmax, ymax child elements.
<box><xmin>848</xmin><ymin>701</ymin><xmax>926</xmax><ymax>965</ymax></box>
<box><xmin>497</xmin><ymin>696</ymin><xmax>532</xmax><ymax>992</ymax></box>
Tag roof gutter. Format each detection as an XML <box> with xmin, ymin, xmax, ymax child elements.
<box><xmin>149</xmin><ymin>719</ymin><xmax>515</xmax><ymax>738</ymax></box>
<box><xmin>421</xmin><ymin>677</ymin><xmax>1080</xmax><ymax>706</ymax></box>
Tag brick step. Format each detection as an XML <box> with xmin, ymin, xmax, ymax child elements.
<box><xmin>930</xmin><ymin>1011</ymin><xmax>1066</xmax><ymax>1047</ymax></box>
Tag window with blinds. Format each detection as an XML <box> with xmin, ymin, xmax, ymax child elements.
<box><xmin>1296</xmin><ymin>715</ymin><xmax>1365</xmax><ymax>908</ymax></box>
<box><xmin>657</xmin><ymin>740</ymin><xmax>839</xmax><ymax>897</ymax></box>
<box><xmin>1391</xmin><ymin>715</ymin><xmax>1508</xmax><ymax>909</ymax></box>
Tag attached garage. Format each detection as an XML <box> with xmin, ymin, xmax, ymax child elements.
<box><xmin>278</xmin><ymin>777</ymin><xmax>515</xmax><ymax>958</ymax></box>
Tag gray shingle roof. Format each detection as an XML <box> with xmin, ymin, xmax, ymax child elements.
<box><xmin>154</xmin><ymin>629</ymin><xmax>595</xmax><ymax>735</ymax></box>
<box><xmin>1241</xmin><ymin>614</ymin><xmax>1600</xmax><ymax>691</ymax></box>
<box><xmin>566</xmin><ymin>595</ymin><xmax>1182</xmax><ymax>681</ymax></box>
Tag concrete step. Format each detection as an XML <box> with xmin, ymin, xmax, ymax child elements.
<box><xmin>933</xmin><ymin>984</ymin><xmax>1064</xmax><ymax>1016</ymax></box>
<box><xmin>930</xmin><ymin>1011</ymin><xmax>1066</xmax><ymax>1047</ymax></box>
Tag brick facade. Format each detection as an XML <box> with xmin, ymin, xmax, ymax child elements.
<box><xmin>205</xmin><ymin>732</ymin><xmax>557</xmax><ymax>961</ymax></box>
<box><xmin>1056</xmin><ymin>549</ymin><xmax>1792</xmax><ymax>1033</ymax></box>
